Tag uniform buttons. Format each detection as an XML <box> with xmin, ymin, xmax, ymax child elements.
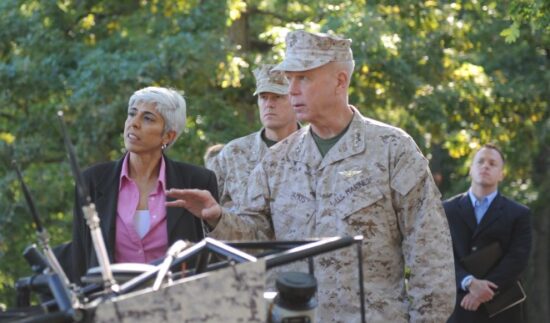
<box><xmin>471</xmin><ymin>246</ymin><xmax>477</xmax><ymax>251</ymax></box>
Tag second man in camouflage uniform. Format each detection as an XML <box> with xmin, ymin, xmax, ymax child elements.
<box><xmin>206</xmin><ymin>65</ymin><xmax>299</xmax><ymax>213</ymax></box>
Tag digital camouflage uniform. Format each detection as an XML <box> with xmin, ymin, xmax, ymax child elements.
<box><xmin>207</xmin><ymin>130</ymin><xmax>269</xmax><ymax>213</ymax></box>
<box><xmin>210</xmin><ymin>108</ymin><xmax>456</xmax><ymax>322</ymax></box>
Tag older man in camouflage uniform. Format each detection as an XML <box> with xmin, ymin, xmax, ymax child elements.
<box><xmin>206</xmin><ymin>65</ymin><xmax>298</xmax><ymax>212</ymax></box>
<box><xmin>167</xmin><ymin>30</ymin><xmax>456</xmax><ymax>322</ymax></box>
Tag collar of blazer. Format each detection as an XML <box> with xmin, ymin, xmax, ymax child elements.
<box><xmin>91</xmin><ymin>153</ymin><xmax>193</xmax><ymax>261</ymax></box>
<box><xmin>458</xmin><ymin>192</ymin><xmax>504</xmax><ymax>238</ymax></box>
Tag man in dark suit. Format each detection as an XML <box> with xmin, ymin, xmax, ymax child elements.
<box><xmin>444</xmin><ymin>143</ymin><xmax>532</xmax><ymax>323</ymax></box>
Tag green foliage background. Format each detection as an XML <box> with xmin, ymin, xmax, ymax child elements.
<box><xmin>0</xmin><ymin>0</ymin><xmax>548</xmax><ymax>320</ymax></box>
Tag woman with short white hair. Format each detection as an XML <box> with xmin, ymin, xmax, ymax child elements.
<box><xmin>71</xmin><ymin>86</ymin><xmax>218</xmax><ymax>284</ymax></box>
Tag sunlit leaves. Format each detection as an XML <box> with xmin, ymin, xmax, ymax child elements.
<box><xmin>79</xmin><ymin>13</ymin><xmax>95</xmax><ymax>30</ymax></box>
<box><xmin>380</xmin><ymin>34</ymin><xmax>401</xmax><ymax>56</ymax></box>
<box><xmin>162</xmin><ymin>0</ymin><xmax>199</xmax><ymax>17</ymax></box>
<box><xmin>19</xmin><ymin>1</ymin><xmax>40</xmax><ymax>17</ymax></box>
<box><xmin>56</xmin><ymin>0</ymin><xmax>71</xmax><ymax>13</ymax></box>
<box><xmin>444</xmin><ymin>129</ymin><xmax>477</xmax><ymax>159</ymax></box>
<box><xmin>503</xmin><ymin>0</ymin><xmax>549</xmax><ymax>43</ymax></box>
<box><xmin>453</xmin><ymin>63</ymin><xmax>492</xmax><ymax>93</ymax></box>
<box><xmin>217</xmin><ymin>55</ymin><xmax>249</xmax><ymax>88</ymax></box>
<box><xmin>378</xmin><ymin>4</ymin><xmax>400</xmax><ymax>15</ymax></box>
<box><xmin>501</xmin><ymin>22</ymin><xmax>521</xmax><ymax>43</ymax></box>
<box><xmin>227</xmin><ymin>0</ymin><xmax>247</xmax><ymax>24</ymax></box>
<box><xmin>287</xmin><ymin>2</ymin><xmax>313</xmax><ymax>16</ymax></box>
<box><xmin>0</xmin><ymin>132</ymin><xmax>15</xmax><ymax>144</ymax></box>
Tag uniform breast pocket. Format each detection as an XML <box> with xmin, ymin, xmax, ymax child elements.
<box><xmin>333</xmin><ymin>187</ymin><xmax>384</xmax><ymax>219</ymax></box>
<box><xmin>327</xmin><ymin>184</ymin><xmax>388</xmax><ymax>238</ymax></box>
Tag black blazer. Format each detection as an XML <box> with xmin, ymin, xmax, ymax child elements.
<box><xmin>70</xmin><ymin>154</ymin><xmax>218</xmax><ymax>284</ymax></box>
<box><xmin>444</xmin><ymin>192</ymin><xmax>532</xmax><ymax>323</ymax></box>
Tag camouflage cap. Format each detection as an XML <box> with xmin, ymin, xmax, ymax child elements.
<box><xmin>253</xmin><ymin>64</ymin><xmax>289</xmax><ymax>96</ymax></box>
<box><xmin>272</xmin><ymin>30</ymin><xmax>353</xmax><ymax>72</ymax></box>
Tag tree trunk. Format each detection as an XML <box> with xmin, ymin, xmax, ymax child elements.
<box><xmin>526</xmin><ymin>209</ymin><xmax>549</xmax><ymax>322</ymax></box>
<box><xmin>526</xmin><ymin>129</ymin><xmax>550</xmax><ymax>322</ymax></box>
<box><xmin>227</xmin><ymin>13</ymin><xmax>250</xmax><ymax>51</ymax></box>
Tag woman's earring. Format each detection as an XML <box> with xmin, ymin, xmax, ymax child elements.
<box><xmin>162</xmin><ymin>143</ymin><xmax>167</xmax><ymax>150</ymax></box>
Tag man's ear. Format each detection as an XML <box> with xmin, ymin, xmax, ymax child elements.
<box><xmin>335</xmin><ymin>70</ymin><xmax>349</xmax><ymax>93</ymax></box>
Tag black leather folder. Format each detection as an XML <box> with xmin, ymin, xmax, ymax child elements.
<box><xmin>460</xmin><ymin>241</ymin><xmax>526</xmax><ymax>317</ymax></box>
<box><xmin>484</xmin><ymin>281</ymin><xmax>526</xmax><ymax>317</ymax></box>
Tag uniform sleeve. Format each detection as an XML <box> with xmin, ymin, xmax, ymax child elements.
<box><xmin>205</xmin><ymin>151</ymin><xmax>231</xmax><ymax>209</ymax></box>
<box><xmin>208</xmin><ymin>161</ymin><xmax>274</xmax><ymax>241</ymax></box>
<box><xmin>391</xmin><ymin>137</ymin><xmax>456</xmax><ymax>322</ymax></box>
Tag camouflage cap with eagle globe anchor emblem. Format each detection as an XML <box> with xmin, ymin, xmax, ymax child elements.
<box><xmin>272</xmin><ymin>30</ymin><xmax>354</xmax><ymax>72</ymax></box>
